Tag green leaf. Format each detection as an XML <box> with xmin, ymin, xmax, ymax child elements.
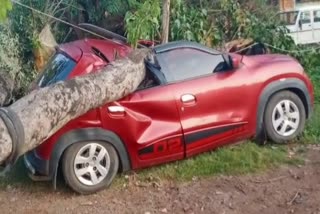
<box><xmin>201</xmin><ymin>9</ymin><xmax>207</xmax><ymax>16</ymax></box>
<box><xmin>0</xmin><ymin>0</ymin><xmax>12</xmax><ymax>21</ymax></box>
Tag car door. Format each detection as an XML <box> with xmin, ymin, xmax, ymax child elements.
<box><xmin>100</xmin><ymin>70</ymin><xmax>184</xmax><ymax>169</ymax></box>
<box><xmin>297</xmin><ymin>10</ymin><xmax>314</xmax><ymax>44</ymax></box>
<box><xmin>313</xmin><ymin>9</ymin><xmax>320</xmax><ymax>42</ymax></box>
<box><xmin>156</xmin><ymin>48</ymin><xmax>251</xmax><ymax>157</ymax></box>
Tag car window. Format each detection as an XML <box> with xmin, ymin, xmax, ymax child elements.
<box><xmin>38</xmin><ymin>53</ymin><xmax>76</xmax><ymax>87</ymax></box>
<box><xmin>279</xmin><ymin>11</ymin><xmax>299</xmax><ymax>25</ymax></box>
<box><xmin>300</xmin><ymin>11</ymin><xmax>311</xmax><ymax>24</ymax></box>
<box><xmin>314</xmin><ymin>10</ymin><xmax>320</xmax><ymax>22</ymax></box>
<box><xmin>156</xmin><ymin>48</ymin><xmax>225</xmax><ymax>82</ymax></box>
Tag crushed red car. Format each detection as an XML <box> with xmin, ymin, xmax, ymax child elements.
<box><xmin>24</xmin><ymin>38</ymin><xmax>314</xmax><ymax>194</ymax></box>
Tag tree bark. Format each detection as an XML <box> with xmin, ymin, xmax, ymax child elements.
<box><xmin>0</xmin><ymin>48</ymin><xmax>150</xmax><ymax>165</ymax></box>
<box><xmin>0</xmin><ymin>71</ymin><xmax>14</xmax><ymax>106</ymax></box>
<box><xmin>161</xmin><ymin>0</ymin><xmax>171</xmax><ymax>44</ymax></box>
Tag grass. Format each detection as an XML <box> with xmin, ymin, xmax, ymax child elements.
<box><xmin>124</xmin><ymin>142</ymin><xmax>304</xmax><ymax>183</ymax></box>
<box><xmin>302</xmin><ymin>103</ymin><xmax>320</xmax><ymax>144</ymax></box>
<box><xmin>303</xmin><ymin>73</ymin><xmax>320</xmax><ymax>144</ymax></box>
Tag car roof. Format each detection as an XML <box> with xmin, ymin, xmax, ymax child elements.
<box><xmin>297</xmin><ymin>6</ymin><xmax>320</xmax><ymax>11</ymax></box>
<box><xmin>154</xmin><ymin>41</ymin><xmax>221</xmax><ymax>55</ymax></box>
<box><xmin>283</xmin><ymin>4</ymin><xmax>320</xmax><ymax>12</ymax></box>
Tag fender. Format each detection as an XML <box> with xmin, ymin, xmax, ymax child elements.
<box><xmin>256</xmin><ymin>78</ymin><xmax>312</xmax><ymax>143</ymax></box>
<box><xmin>49</xmin><ymin>128</ymin><xmax>131</xmax><ymax>189</ymax></box>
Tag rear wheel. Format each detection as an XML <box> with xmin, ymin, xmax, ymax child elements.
<box><xmin>264</xmin><ymin>91</ymin><xmax>306</xmax><ymax>144</ymax></box>
<box><xmin>62</xmin><ymin>141</ymin><xmax>119</xmax><ymax>194</ymax></box>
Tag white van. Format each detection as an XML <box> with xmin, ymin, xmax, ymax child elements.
<box><xmin>279</xmin><ymin>5</ymin><xmax>320</xmax><ymax>45</ymax></box>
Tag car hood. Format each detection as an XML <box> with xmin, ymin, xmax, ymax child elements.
<box><xmin>242</xmin><ymin>54</ymin><xmax>297</xmax><ymax>65</ymax></box>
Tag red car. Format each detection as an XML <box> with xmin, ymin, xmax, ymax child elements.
<box><xmin>24</xmin><ymin>39</ymin><xmax>314</xmax><ymax>194</ymax></box>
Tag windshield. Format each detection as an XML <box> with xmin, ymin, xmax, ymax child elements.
<box><xmin>37</xmin><ymin>53</ymin><xmax>76</xmax><ymax>87</ymax></box>
<box><xmin>279</xmin><ymin>11</ymin><xmax>299</xmax><ymax>25</ymax></box>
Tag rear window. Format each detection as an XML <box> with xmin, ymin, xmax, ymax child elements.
<box><xmin>38</xmin><ymin>53</ymin><xmax>76</xmax><ymax>87</ymax></box>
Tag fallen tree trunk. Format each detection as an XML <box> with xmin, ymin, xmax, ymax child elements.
<box><xmin>0</xmin><ymin>48</ymin><xmax>150</xmax><ymax>166</ymax></box>
<box><xmin>0</xmin><ymin>71</ymin><xmax>14</xmax><ymax>106</ymax></box>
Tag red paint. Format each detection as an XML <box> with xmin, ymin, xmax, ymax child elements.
<box><xmin>34</xmin><ymin>39</ymin><xmax>314</xmax><ymax>171</ymax></box>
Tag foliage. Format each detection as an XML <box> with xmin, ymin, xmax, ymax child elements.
<box><xmin>170</xmin><ymin>0</ymin><xmax>216</xmax><ymax>46</ymax></box>
<box><xmin>10</xmin><ymin>0</ymin><xmax>74</xmax><ymax>48</ymax></box>
<box><xmin>293</xmin><ymin>49</ymin><xmax>320</xmax><ymax>102</ymax></box>
<box><xmin>77</xmin><ymin>0</ymin><xmax>141</xmax><ymax>23</ymax></box>
<box><xmin>125</xmin><ymin>0</ymin><xmax>217</xmax><ymax>47</ymax></box>
<box><xmin>125</xmin><ymin>0</ymin><xmax>161</xmax><ymax>47</ymax></box>
<box><xmin>0</xmin><ymin>0</ymin><xmax>12</xmax><ymax>21</ymax></box>
<box><xmin>6</xmin><ymin>0</ymin><xmax>74</xmax><ymax>97</ymax></box>
<box><xmin>0</xmin><ymin>23</ymin><xmax>22</xmax><ymax>81</ymax></box>
<box><xmin>303</xmin><ymin>104</ymin><xmax>320</xmax><ymax>143</ymax></box>
<box><xmin>216</xmin><ymin>0</ymin><xmax>292</xmax><ymax>45</ymax></box>
<box><xmin>0</xmin><ymin>23</ymin><xmax>36</xmax><ymax>98</ymax></box>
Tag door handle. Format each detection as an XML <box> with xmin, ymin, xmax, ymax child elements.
<box><xmin>181</xmin><ymin>94</ymin><xmax>196</xmax><ymax>103</ymax></box>
<box><xmin>108</xmin><ymin>106</ymin><xmax>125</xmax><ymax>113</ymax></box>
<box><xmin>108</xmin><ymin>106</ymin><xmax>125</xmax><ymax>117</ymax></box>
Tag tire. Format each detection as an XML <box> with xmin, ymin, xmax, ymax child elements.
<box><xmin>62</xmin><ymin>141</ymin><xmax>119</xmax><ymax>194</ymax></box>
<box><xmin>264</xmin><ymin>90</ymin><xmax>306</xmax><ymax>144</ymax></box>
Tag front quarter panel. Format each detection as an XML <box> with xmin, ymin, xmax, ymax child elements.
<box><xmin>255</xmin><ymin>78</ymin><xmax>313</xmax><ymax>142</ymax></box>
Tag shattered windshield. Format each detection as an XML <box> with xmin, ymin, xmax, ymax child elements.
<box><xmin>279</xmin><ymin>11</ymin><xmax>299</xmax><ymax>25</ymax></box>
<box><xmin>37</xmin><ymin>53</ymin><xmax>76</xmax><ymax>87</ymax></box>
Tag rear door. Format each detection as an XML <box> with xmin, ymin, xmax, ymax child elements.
<box><xmin>156</xmin><ymin>48</ymin><xmax>251</xmax><ymax>157</ymax></box>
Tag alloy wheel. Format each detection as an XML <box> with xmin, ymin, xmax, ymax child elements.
<box><xmin>272</xmin><ymin>99</ymin><xmax>300</xmax><ymax>137</ymax></box>
<box><xmin>73</xmin><ymin>143</ymin><xmax>111</xmax><ymax>186</ymax></box>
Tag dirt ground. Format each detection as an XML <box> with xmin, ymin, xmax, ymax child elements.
<box><xmin>0</xmin><ymin>145</ymin><xmax>319</xmax><ymax>214</ymax></box>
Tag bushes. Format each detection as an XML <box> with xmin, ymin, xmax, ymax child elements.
<box><xmin>0</xmin><ymin>24</ymin><xmax>22</xmax><ymax>78</ymax></box>
<box><xmin>125</xmin><ymin>0</ymin><xmax>161</xmax><ymax>48</ymax></box>
<box><xmin>0</xmin><ymin>23</ymin><xmax>36</xmax><ymax>97</ymax></box>
<box><xmin>170</xmin><ymin>0</ymin><xmax>217</xmax><ymax>46</ymax></box>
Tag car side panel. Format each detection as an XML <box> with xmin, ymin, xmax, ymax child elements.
<box><xmin>100</xmin><ymin>86</ymin><xmax>184</xmax><ymax>169</ymax></box>
<box><xmin>167</xmin><ymin>66</ymin><xmax>255</xmax><ymax>157</ymax></box>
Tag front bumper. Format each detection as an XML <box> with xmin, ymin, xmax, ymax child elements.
<box><xmin>23</xmin><ymin>151</ymin><xmax>52</xmax><ymax>181</ymax></box>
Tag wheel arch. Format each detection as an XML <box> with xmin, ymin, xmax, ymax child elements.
<box><xmin>256</xmin><ymin>78</ymin><xmax>312</xmax><ymax>143</ymax></box>
<box><xmin>49</xmin><ymin>128</ymin><xmax>131</xmax><ymax>189</ymax></box>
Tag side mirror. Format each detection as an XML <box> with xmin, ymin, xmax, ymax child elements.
<box><xmin>231</xmin><ymin>57</ymin><xmax>240</xmax><ymax>69</ymax></box>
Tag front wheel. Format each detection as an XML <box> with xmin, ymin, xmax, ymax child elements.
<box><xmin>62</xmin><ymin>141</ymin><xmax>119</xmax><ymax>194</ymax></box>
<box><xmin>264</xmin><ymin>91</ymin><xmax>306</xmax><ymax>144</ymax></box>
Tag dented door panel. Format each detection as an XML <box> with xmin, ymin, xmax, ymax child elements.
<box><xmin>100</xmin><ymin>86</ymin><xmax>184</xmax><ymax>169</ymax></box>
